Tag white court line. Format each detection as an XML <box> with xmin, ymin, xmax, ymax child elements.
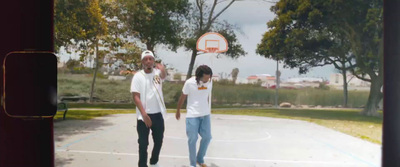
<box><xmin>165</xmin><ymin>131</ymin><xmax>271</xmax><ymax>143</ymax></box>
<box><xmin>56</xmin><ymin>149</ymin><xmax>361</xmax><ymax>165</ymax></box>
<box><xmin>215</xmin><ymin>117</ymin><xmax>256</xmax><ymax>121</ymax></box>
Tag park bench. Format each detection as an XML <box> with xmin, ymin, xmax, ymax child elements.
<box><xmin>57</xmin><ymin>102</ymin><xmax>68</xmax><ymax>120</ymax></box>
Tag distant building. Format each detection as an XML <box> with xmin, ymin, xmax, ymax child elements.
<box><xmin>247</xmin><ymin>74</ymin><xmax>275</xmax><ymax>83</ymax></box>
<box><xmin>282</xmin><ymin>77</ymin><xmax>325</xmax><ymax>88</ymax></box>
<box><xmin>286</xmin><ymin>77</ymin><xmax>324</xmax><ymax>83</ymax></box>
<box><xmin>235</xmin><ymin>77</ymin><xmax>249</xmax><ymax>84</ymax></box>
<box><xmin>247</xmin><ymin>74</ymin><xmax>276</xmax><ymax>88</ymax></box>
<box><xmin>329</xmin><ymin>73</ymin><xmax>370</xmax><ymax>88</ymax></box>
<box><xmin>247</xmin><ymin>75</ymin><xmax>326</xmax><ymax>89</ymax></box>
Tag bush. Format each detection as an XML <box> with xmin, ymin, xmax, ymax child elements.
<box><xmin>318</xmin><ymin>82</ymin><xmax>330</xmax><ymax>90</ymax></box>
<box><xmin>215</xmin><ymin>79</ymin><xmax>234</xmax><ymax>85</ymax></box>
<box><xmin>173</xmin><ymin>73</ymin><xmax>182</xmax><ymax>80</ymax></box>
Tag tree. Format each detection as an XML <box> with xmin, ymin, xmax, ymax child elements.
<box><xmin>54</xmin><ymin>0</ymin><xmax>87</xmax><ymax>53</ymax></box>
<box><xmin>56</xmin><ymin>0</ymin><xmax>145</xmax><ymax>103</ymax></box>
<box><xmin>256</xmin><ymin>3</ymin><xmax>355</xmax><ymax>107</ymax></box>
<box><xmin>257</xmin><ymin>0</ymin><xmax>382</xmax><ymax>115</ymax></box>
<box><xmin>344</xmin><ymin>1</ymin><xmax>383</xmax><ymax>116</ymax></box>
<box><xmin>183</xmin><ymin>0</ymin><xmax>246</xmax><ymax>79</ymax></box>
<box><xmin>117</xmin><ymin>0</ymin><xmax>190</xmax><ymax>52</ymax></box>
<box><xmin>110</xmin><ymin>43</ymin><xmax>142</xmax><ymax>71</ymax></box>
<box><xmin>331</xmin><ymin>53</ymin><xmax>355</xmax><ymax>108</ymax></box>
<box><xmin>86</xmin><ymin>0</ymin><xmax>110</xmax><ymax>103</ymax></box>
<box><xmin>231</xmin><ymin>68</ymin><xmax>239</xmax><ymax>84</ymax></box>
<box><xmin>101</xmin><ymin>1</ymin><xmax>142</xmax><ymax>72</ymax></box>
<box><xmin>55</xmin><ymin>0</ymin><xmax>109</xmax><ymax>102</ymax></box>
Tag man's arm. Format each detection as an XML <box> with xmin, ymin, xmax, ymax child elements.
<box><xmin>156</xmin><ymin>63</ymin><xmax>166</xmax><ymax>79</ymax></box>
<box><xmin>176</xmin><ymin>93</ymin><xmax>187</xmax><ymax>120</ymax></box>
<box><xmin>132</xmin><ymin>92</ymin><xmax>152</xmax><ymax>127</ymax></box>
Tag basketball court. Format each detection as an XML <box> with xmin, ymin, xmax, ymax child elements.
<box><xmin>54</xmin><ymin>113</ymin><xmax>381</xmax><ymax>167</ymax></box>
<box><xmin>54</xmin><ymin>33</ymin><xmax>380</xmax><ymax>167</ymax></box>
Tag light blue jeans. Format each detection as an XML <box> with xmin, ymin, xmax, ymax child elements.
<box><xmin>186</xmin><ymin>115</ymin><xmax>212</xmax><ymax>167</ymax></box>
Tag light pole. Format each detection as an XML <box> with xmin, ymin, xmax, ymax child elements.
<box><xmin>275</xmin><ymin>59</ymin><xmax>280</xmax><ymax>108</ymax></box>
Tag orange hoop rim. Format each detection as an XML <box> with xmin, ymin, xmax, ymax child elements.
<box><xmin>206</xmin><ymin>47</ymin><xmax>219</xmax><ymax>53</ymax></box>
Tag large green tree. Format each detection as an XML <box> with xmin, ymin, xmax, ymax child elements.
<box><xmin>258</xmin><ymin>26</ymin><xmax>355</xmax><ymax>107</ymax></box>
<box><xmin>117</xmin><ymin>0</ymin><xmax>190</xmax><ymax>52</ymax></box>
<box><xmin>55</xmin><ymin>0</ymin><xmax>87</xmax><ymax>53</ymax></box>
<box><xmin>183</xmin><ymin>0</ymin><xmax>246</xmax><ymax>79</ymax></box>
<box><xmin>100</xmin><ymin>1</ymin><xmax>142</xmax><ymax>72</ymax></box>
<box><xmin>85</xmin><ymin>0</ymin><xmax>109</xmax><ymax>103</ymax></box>
<box><xmin>55</xmin><ymin>0</ymin><xmax>114</xmax><ymax>102</ymax></box>
<box><xmin>257</xmin><ymin>0</ymin><xmax>382</xmax><ymax>116</ymax></box>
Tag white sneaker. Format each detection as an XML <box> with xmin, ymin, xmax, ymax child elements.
<box><xmin>149</xmin><ymin>163</ymin><xmax>161</xmax><ymax>167</ymax></box>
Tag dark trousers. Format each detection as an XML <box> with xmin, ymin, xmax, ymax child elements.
<box><xmin>137</xmin><ymin>113</ymin><xmax>165</xmax><ymax>167</ymax></box>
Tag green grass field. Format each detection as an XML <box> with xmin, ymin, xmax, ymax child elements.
<box><xmin>55</xmin><ymin>109</ymin><xmax>134</xmax><ymax>120</ymax></box>
<box><xmin>54</xmin><ymin>108</ymin><xmax>382</xmax><ymax>144</ymax></box>
<box><xmin>58</xmin><ymin>74</ymin><xmax>370</xmax><ymax>107</ymax></box>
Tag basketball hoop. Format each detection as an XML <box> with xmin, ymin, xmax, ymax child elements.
<box><xmin>197</xmin><ymin>32</ymin><xmax>228</xmax><ymax>53</ymax></box>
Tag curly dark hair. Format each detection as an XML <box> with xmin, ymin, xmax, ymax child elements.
<box><xmin>195</xmin><ymin>65</ymin><xmax>213</xmax><ymax>85</ymax></box>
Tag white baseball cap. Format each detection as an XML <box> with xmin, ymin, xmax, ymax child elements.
<box><xmin>141</xmin><ymin>50</ymin><xmax>155</xmax><ymax>60</ymax></box>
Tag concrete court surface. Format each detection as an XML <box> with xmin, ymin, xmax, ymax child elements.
<box><xmin>54</xmin><ymin>113</ymin><xmax>381</xmax><ymax>167</ymax></box>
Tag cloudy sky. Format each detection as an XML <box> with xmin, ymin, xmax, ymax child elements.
<box><xmin>59</xmin><ymin>0</ymin><xmax>335</xmax><ymax>81</ymax></box>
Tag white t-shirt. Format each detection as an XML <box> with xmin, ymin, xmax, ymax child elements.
<box><xmin>130</xmin><ymin>69</ymin><xmax>166</xmax><ymax>120</ymax></box>
<box><xmin>182</xmin><ymin>77</ymin><xmax>212</xmax><ymax>118</ymax></box>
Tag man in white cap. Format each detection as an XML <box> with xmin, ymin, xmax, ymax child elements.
<box><xmin>130</xmin><ymin>50</ymin><xmax>167</xmax><ymax>167</ymax></box>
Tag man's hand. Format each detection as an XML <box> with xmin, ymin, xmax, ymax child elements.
<box><xmin>176</xmin><ymin>110</ymin><xmax>181</xmax><ymax>120</ymax></box>
<box><xmin>155</xmin><ymin>63</ymin><xmax>166</xmax><ymax>79</ymax></box>
<box><xmin>142</xmin><ymin>113</ymin><xmax>152</xmax><ymax>128</ymax></box>
<box><xmin>155</xmin><ymin>63</ymin><xmax>165</xmax><ymax>70</ymax></box>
